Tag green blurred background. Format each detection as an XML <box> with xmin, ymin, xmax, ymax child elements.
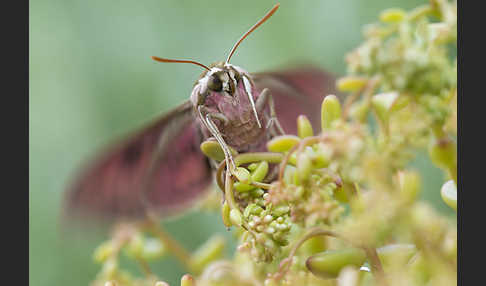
<box><xmin>30</xmin><ymin>0</ymin><xmax>452</xmax><ymax>285</ymax></box>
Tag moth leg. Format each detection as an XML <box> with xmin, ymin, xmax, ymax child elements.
<box><xmin>197</xmin><ymin>106</ymin><xmax>236</xmax><ymax>173</ymax></box>
<box><xmin>205</xmin><ymin>114</ymin><xmax>237</xmax><ymax>172</ymax></box>
<box><xmin>256</xmin><ymin>88</ymin><xmax>286</xmax><ymax>136</ymax></box>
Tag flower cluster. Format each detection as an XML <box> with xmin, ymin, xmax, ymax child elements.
<box><xmin>90</xmin><ymin>1</ymin><xmax>457</xmax><ymax>285</ymax></box>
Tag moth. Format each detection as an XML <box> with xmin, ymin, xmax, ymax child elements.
<box><xmin>64</xmin><ymin>4</ymin><xmax>337</xmax><ymax>221</ymax></box>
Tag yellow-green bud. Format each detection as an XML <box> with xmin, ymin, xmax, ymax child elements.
<box><xmin>428</xmin><ymin>138</ymin><xmax>457</xmax><ymax>171</ymax></box>
<box><xmin>306</xmin><ymin>248</ymin><xmax>367</xmax><ymax>279</ymax></box>
<box><xmin>333</xmin><ymin>184</ymin><xmax>349</xmax><ymax>203</ymax></box>
<box><xmin>312</xmin><ymin>144</ymin><xmax>331</xmax><ymax>168</ymax></box>
<box><xmin>221</xmin><ymin>201</ymin><xmax>232</xmax><ymax>227</ymax></box>
<box><xmin>230</xmin><ymin>209</ymin><xmax>243</xmax><ymax>226</ymax></box>
<box><xmin>379</xmin><ymin>8</ymin><xmax>406</xmax><ymax>23</ymax></box>
<box><xmin>267</xmin><ymin>135</ymin><xmax>301</xmax><ymax>153</ymax></box>
<box><xmin>297</xmin><ymin>152</ymin><xmax>313</xmax><ymax>183</ymax></box>
<box><xmin>321</xmin><ymin>95</ymin><xmax>342</xmax><ymax>131</ymax></box>
<box><xmin>283</xmin><ymin>166</ymin><xmax>296</xmax><ymax>185</ymax></box>
<box><xmin>233</xmin><ymin>167</ymin><xmax>251</xmax><ymax>184</ymax></box>
<box><xmin>371</xmin><ymin>92</ymin><xmax>398</xmax><ymax>123</ymax></box>
<box><xmin>200</xmin><ymin>139</ymin><xmax>237</xmax><ymax>162</ymax></box>
<box><xmin>440</xmin><ymin>180</ymin><xmax>457</xmax><ymax>211</ymax></box>
<box><xmin>336</xmin><ymin>76</ymin><xmax>367</xmax><ymax>92</ymax></box>
<box><xmin>181</xmin><ymin>274</ymin><xmax>195</xmax><ymax>286</ymax></box>
<box><xmin>300</xmin><ymin>236</ymin><xmax>327</xmax><ymax>255</ymax></box>
<box><xmin>397</xmin><ymin>170</ymin><xmax>421</xmax><ymax>204</ymax></box>
<box><xmin>247</xmin><ymin>163</ymin><xmax>259</xmax><ymax>171</ymax></box>
<box><xmin>244</xmin><ymin>203</ymin><xmax>264</xmax><ymax>218</ymax></box>
<box><xmin>288</xmin><ymin>152</ymin><xmax>298</xmax><ymax>166</ymax></box>
<box><xmin>251</xmin><ymin>161</ymin><xmax>269</xmax><ymax>182</ymax></box>
<box><xmin>297</xmin><ymin>115</ymin><xmax>314</xmax><ymax>138</ymax></box>
<box><xmin>234</xmin><ymin>182</ymin><xmax>255</xmax><ymax>192</ymax></box>
<box><xmin>272</xmin><ymin>205</ymin><xmax>290</xmax><ymax>217</ymax></box>
<box><xmin>190</xmin><ymin>235</ymin><xmax>226</xmax><ymax>274</ymax></box>
<box><xmin>93</xmin><ymin>241</ymin><xmax>115</xmax><ymax>263</ymax></box>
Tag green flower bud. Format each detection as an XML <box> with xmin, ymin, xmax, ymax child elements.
<box><xmin>297</xmin><ymin>115</ymin><xmax>314</xmax><ymax>138</ymax></box>
<box><xmin>200</xmin><ymin>139</ymin><xmax>237</xmax><ymax>162</ymax></box>
<box><xmin>288</xmin><ymin>152</ymin><xmax>298</xmax><ymax>165</ymax></box>
<box><xmin>300</xmin><ymin>236</ymin><xmax>327</xmax><ymax>255</ymax></box>
<box><xmin>272</xmin><ymin>205</ymin><xmax>290</xmax><ymax>217</ymax></box>
<box><xmin>190</xmin><ymin>236</ymin><xmax>225</xmax><ymax>274</ymax></box>
<box><xmin>234</xmin><ymin>167</ymin><xmax>251</xmax><ymax>184</ymax></box>
<box><xmin>230</xmin><ymin>209</ymin><xmax>243</xmax><ymax>226</ymax></box>
<box><xmin>379</xmin><ymin>8</ymin><xmax>406</xmax><ymax>23</ymax></box>
<box><xmin>312</xmin><ymin>144</ymin><xmax>331</xmax><ymax>168</ymax></box>
<box><xmin>336</xmin><ymin>76</ymin><xmax>367</xmax><ymax>92</ymax></box>
<box><xmin>283</xmin><ymin>166</ymin><xmax>296</xmax><ymax>185</ymax></box>
<box><xmin>297</xmin><ymin>152</ymin><xmax>313</xmax><ymax>183</ymax></box>
<box><xmin>247</xmin><ymin>163</ymin><xmax>259</xmax><ymax>171</ymax></box>
<box><xmin>181</xmin><ymin>274</ymin><xmax>195</xmax><ymax>286</ymax></box>
<box><xmin>234</xmin><ymin>182</ymin><xmax>255</xmax><ymax>192</ymax></box>
<box><xmin>93</xmin><ymin>241</ymin><xmax>115</xmax><ymax>263</ymax></box>
<box><xmin>333</xmin><ymin>186</ymin><xmax>349</xmax><ymax>203</ymax></box>
<box><xmin>371</xmin><ymin>92</ymin><xmax>398</xmax><ymax>123</ymax></box>
<box><xmin>428</xmin><ymin>138</ymin><xmax>456</xmax><ymax>171</ymax></box>
<box><xmin>321</xmin><ymin>95</ymin><xmax>342</xmax><ymax>131</ymax></box>
<box><xmin>244</xmin><ymin>203</ymin><xmax>263</xmax><ymax>218</ymax></box>
<box><xmin>221</xmin><ymin>201</ymin><xmax>232</xmax><ymax>227</ymax></box>
<box><xmin>306</xmin><ymin>248</ymin><xmax>367</xmax><ymax>279</ymax></box>
<box><xmin>440</xmin><ymin>180</ymin><xmax>457</xmax><ymax>211</ymax></box>
<box><xmin>267</xmin><ymin>135</ymin><xmax>301</xmax><ymax>153</ymax></box>
<box><xmin>251</xmin><ymin>161</ymin><xmax>269</xmax><ymax>182</ymax></box>
<box><xmin>397</xmin><ymin>170</ymin><xmax>421</xmax><ymax>204</ymax></box>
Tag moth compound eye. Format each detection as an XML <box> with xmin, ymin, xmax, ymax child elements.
<box><xmin>207</xmin><ymin>75</ymin><xmax>223</xmax><ymax>92</ymax></box>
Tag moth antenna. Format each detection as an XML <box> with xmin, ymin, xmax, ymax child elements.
<box><xmin>225</xmin><ymin>3</ymin><xmax>280</xmax><ymax>64</ymax></box>
<box><xmin>151</xmin><ymin>56</ymin><xmax>211</xmax><ymax>71</ymax></box>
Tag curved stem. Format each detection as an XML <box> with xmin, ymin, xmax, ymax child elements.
<box><xmin>272</xmin><ymin>227</ymin><xmax>340</xmax><ymax>281</ymax></box>
<box><xmin>363</xmin><ymin>247</ymin><xmax>388</xmax><ymax>286</ymax></box>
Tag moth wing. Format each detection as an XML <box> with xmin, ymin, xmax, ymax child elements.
<box><xmin>253</xmin><ymin>66</ymin><xmax>340</xmax><ymax>135</ymax></box>
<box><xmin>64</xmin><ymin>100</ymin><xmax>212</xmax><ymax>222</ymax></box>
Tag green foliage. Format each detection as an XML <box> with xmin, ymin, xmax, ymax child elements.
<box><xmin>90</xmin><ymin>1</ymin><xmax>457</xmax><ymax>285</ymax></box>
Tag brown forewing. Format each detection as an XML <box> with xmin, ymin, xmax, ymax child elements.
<box><xmin>253</xmin><ymin>66</ymin><xmax>339</xmax><ymax>135</ymax></box>
<box><xmin>64</xmin><ymin>100</ymin><xmax>212</xmax><ymax>222</ymax></box>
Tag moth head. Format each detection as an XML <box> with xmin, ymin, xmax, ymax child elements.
<box><xmin>151</xmin><ymin>3</ymin><xmax>279</xmax><ymax>119</ymax></box>
<box><xmin>191</xmin><ymin>62</ymin><xmax>252</xmax><ymax>105</ymax></box>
